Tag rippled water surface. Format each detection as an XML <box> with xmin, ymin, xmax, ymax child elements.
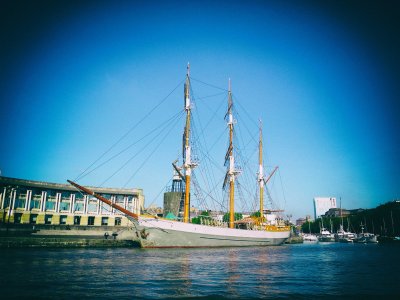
<box><xmin>1</xmin><ymin>243</ymin><xmax>399</xmax><ymax>299</ymax></box>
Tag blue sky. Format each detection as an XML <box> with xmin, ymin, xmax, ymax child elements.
<box><xmin>1</xmin><ymin>0</ymin><xmax>399</xmax><ymax>219</ymax></box>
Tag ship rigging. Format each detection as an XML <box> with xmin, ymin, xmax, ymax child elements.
<box><xmin>68</xmin><ymin>65</ymin><xmax>290</xmax><ymax>248</ymax></box>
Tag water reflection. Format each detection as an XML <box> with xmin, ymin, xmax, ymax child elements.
<box><xmin>175</xmin><ymin>252</ymin><xmax>192</xmax><ymax>296</ymax></box>
<box><xmin>226</xmin><ymin>249</ymin><xmax>240</xmax><ymax>295</ymax></box>
<box><xmin>253</xmin><ymin>248</ymin><xmax>271</xmax><ymax>297</ymax></box>
<box><xmin>0</xmin><ymin>244</ymin><xmax>399</xmax><ymax>298</ymax></box>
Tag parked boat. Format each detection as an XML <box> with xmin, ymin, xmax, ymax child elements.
<box><xmin>335</xmin><ymin>199</ymin><xmax>356</xmax><ymax>242</ymax></box>
<box><xmin>68</xmin><ymin>65</ymin><xmax>290</xmax><ymax>248</ymax></box>
<box><xmin>354</xmin><ymin>224</ymin><xmax>378</xmax><ymax>243</ymax></box>
<box><xmin>318</xmin><ymin>228</ymin><xmax>335</xmax><ymax>242</ymax></box>
<box><xmin>379</xmin><ymin>211</ymin><xmax>400</xmax><ymax>243</ymax></box>
<box><xmin>303</xmin><ymin>219</ymin><xmax>318</xmax><ymax>242</ymax></box>
<box><xmin>335</xmin><ymin>224</ymin><xmax>357</xmax><ymax>243</ymax></box>
<box><xmin>303</xmin><ymin>234</ymin><xmax>318</xmax><ymax>243</ymax></box>
<box><xmin>335</xmin><ymin>224</ymin><xmax>356</xmax><ymax>243</ymax></box>
<box><xmin>318</xmin><ymin>218</ymin><xmax>335</xmax><ymax>242</ymax></box>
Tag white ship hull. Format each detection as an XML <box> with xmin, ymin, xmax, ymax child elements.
<box><xmin>134</xmin><ymin>217</ymin><xmax>290</xmax><ymax>248</ymax></box>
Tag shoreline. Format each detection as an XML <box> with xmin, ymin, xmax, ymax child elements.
<box><xmin>0</xmin><ymin>236</ymin><xmax>140</xmax><ymax>248</ymax></box>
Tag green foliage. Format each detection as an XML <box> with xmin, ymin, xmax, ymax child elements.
<box><xmin>251</xmin><ymin>211</ymin><xmax>261</xmax><ymax>217</ymax></box>
<box><xmin>191</xmin><ymin>210</ymin><xmax>210</xmax><ymax>224</ymax></box>
<box><xmin>301</xmin><ymin>220</ymin><xmax>320</xmax><ymax>234</ymax></box>
<box><xmin>223</xmin><ymin>212</ymin><xmax>243</xmax><ymax>223</ymax></box>
<box><xmin>301</xmin><ymin>201</ymin><xmax>400</xmax><ymax>235</ymax></box>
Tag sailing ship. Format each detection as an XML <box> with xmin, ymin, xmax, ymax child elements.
<box><xmin>68</xmin><ymin>65</ymin><xmax>290</xmax><ymax>248</ymax></box>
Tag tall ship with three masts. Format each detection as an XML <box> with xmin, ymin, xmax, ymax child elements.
<box><xmin>68</xmin><ymin>65</ymin><xmax>290</xmax><ymax>248</ymax></box>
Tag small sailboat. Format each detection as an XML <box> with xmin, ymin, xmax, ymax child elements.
<box><xmin>68</xmin><ymin>65</ymin><xmax>290</xmax><ymax>248</ymax></box>
<box><xmin>378</xmin><ymin>210</ymin><xmax>400</xmax><ymax>243</ymax></box>
<box><xmin>335</xmin><ymin>224</ymin><xmax>356</xmax><ymax>243</ymax></box>
<box><xmin>335</xmin><ymin>201</ymin><xmax>356</xmax><ymax>242</ymax></box>
<box><xmin>302</xmin><ymin>219</ymin><xmax>318</xmax><ymax>243</ymax></box>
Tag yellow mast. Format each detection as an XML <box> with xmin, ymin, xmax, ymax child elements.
<box><xmin>258</xmin><ymin>120</ymin><xmax>264</xmax><ymax>221</ymax></box>
<box><xmin>226</xmin><ymin>79</ymin><xmax>239</xmax><ymax>229</ymax></box>
<box><xmin>183</xmin><ymin>63</ymin><xmax>193</xmax><ymax>223</ymax></box>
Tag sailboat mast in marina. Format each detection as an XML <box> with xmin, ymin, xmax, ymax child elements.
<box><xmin>68</xmin><ymin>65</ymin><xmax>290</xmax><ymax>248</ymax></box>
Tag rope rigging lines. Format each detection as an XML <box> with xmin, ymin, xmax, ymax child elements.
<box><xmin>75</xmin><ymin>79</ymin><xmax>185</xmax><ymax>182</ymax></box>
<box><xmin>100</xmin><ymin>110</ymin><xmax>184</xmax><ymax>187</ymax></box>
<box><xmin>71</xmin><ymin>71</ymin><xmax>287</xmax><ymax>215</ymax></box>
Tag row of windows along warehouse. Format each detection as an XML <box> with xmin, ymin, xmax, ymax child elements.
<box><xmin>0</xmin><ymin>176</ymin><xmax>144</xmax><ymax>227</ymax></box>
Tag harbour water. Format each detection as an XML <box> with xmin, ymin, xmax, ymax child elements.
<box><xmin>0</xmin><ymin>243</ymin><xmax>399</xmax><ymax>299</ymax></box>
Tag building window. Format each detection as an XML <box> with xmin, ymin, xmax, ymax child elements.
<box><xmin>88</xmin><ymin>216</ymin><xmax>95</xmax><ymax>226</ymax></box>
<box><xmin>74</xmin><ymin>193</ymin><xmax>84</xmax><ymax>212</ymax></box>
<box><xmin>60</xmin><ymin>192</ymin><xmax>70</xmax><ymax>212</ymax></box>
<box><xmin>101</xmin><ymin>217</ymin><xmax>108</xmax><ymax>226</ymax></box>
<box><xmin>115</xmin><ymin>217</ymin><xmax>121</xmax><ymax>226</ymax></box>
<box><xmin>126</xmin><ymin>196</ymin><xmax>133</xmax><ymax>211</ymax></box>
<box><xmin>45</xmin><ymin>201</ymin><xmax>56</xmax><ymax>211</ymax></box>
<box><xmin>74</xmin><ymin>216</ymin><xmax>81</xmax><ymax>225</ymax></box>
<box><xmin>101</xmin><ymin>194</ymin><xmax>112</xmax><ymax>214</ymax></box>
<box><xmin>2</xmin><ymin>192</ymin><xmax>10</xmax><ymax>208</ymax></box>
<box><xmin>74</xmin><ymin>202</ymin><xmax>84</xmax><ymax>212</ymax></box>
<box><xmin>116</xmin><ymin>195</ymin><xmax>125</xmax><ymax>206</ymax></box>
<box><xmin>46</xmin><ymin>190</ymin><xmax>57</xmax><ymax>211</ymax></box>
<box><xmin>60</xmin><ymin>215</ymin><xmax>67</xmax><ymax>225</ymax></box>
<box><xmin>88</xmin><ymin>201</ymin><xmax>97</xmax><ymax>214</ymax></box>
<box><xmin>31</xmin><ymin>189</ymin><xmax>42</xmax><ymax>210</ymax></box>
<box><xmin>60</xmin><ymin>202</ymin><xmax>70</xmax><ymax>212</ymax></box>
<box><xmin>45</xmin><ymin>215</ymin><xmax>53</xmax><ymax>224</ymax></box>
<box><xmin>14</xmin><ymin>213</ymin><xmax>22</xmax><ymax>224</ymax></box>
<box><xmin>15</xmin><ymin>187</ymin><xmax>27</xmax><ymax>209</ymax></box>
<box><xmin>30</xmin><ymin>214</ymin><xmax>38</xmax><ymax>224</ymax></box>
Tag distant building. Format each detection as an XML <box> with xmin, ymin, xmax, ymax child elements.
<box><xmin>324</xmin><ymin>208</ymin><xmax>350</xmax><ymax>217</ymax></box>
<box><xmin>146</xmin><ymin>205</ymin><xmax>163</xmax><ymax>217</ymax></box>
<box><xmin>324</xmin><ymin>207</ymin><xmax>365</xmax><ymax>218</ymax></box>
<box><xmin>190</xmin><ymin>206</ymin><xmax>200</xmax><ymax>218</ymax></box>
<box><xmin>348</xmin><ymin>208</ymin><xmax>365</xmax><ymax>215</ymax></box>
<box><xmin>313</xmin><ymin>197</ymin><xmax>336</xmax><ymax>219</ymax></box>
<box><xmin>296</xmin><ymin>218</ymin><xmax>307</xmax><ymax>226</ymax></box>
<box><xmin>0</xmin><ymin>176</ymin><xmax>144</xmax><ymax>226</ymax></box>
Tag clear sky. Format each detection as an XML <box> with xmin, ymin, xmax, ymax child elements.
<box><xmin>1</xmin><ymin>0</ymin><xmax>399</xmax><ymax>220</ymax></box>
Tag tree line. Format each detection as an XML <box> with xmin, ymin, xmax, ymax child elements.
<box><xmin>301</xmin><ymin>201</ymin><xmax>400</xmax><ymax>236</ymax></box>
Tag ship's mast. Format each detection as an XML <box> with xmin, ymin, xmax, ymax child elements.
<box><xmin>226</xmin><ymin>79</ymin><xmax>239</xmax><ymax>228</ymax></box>
<box><xmin>183</xmin><ymin>63</ymin><xmax>194</xmax><ymax>223</ymax></box>
<box><xmin>258</xmin><ymin>120</ymin><xmax>264</xmax><ymax>220</ymax></box>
